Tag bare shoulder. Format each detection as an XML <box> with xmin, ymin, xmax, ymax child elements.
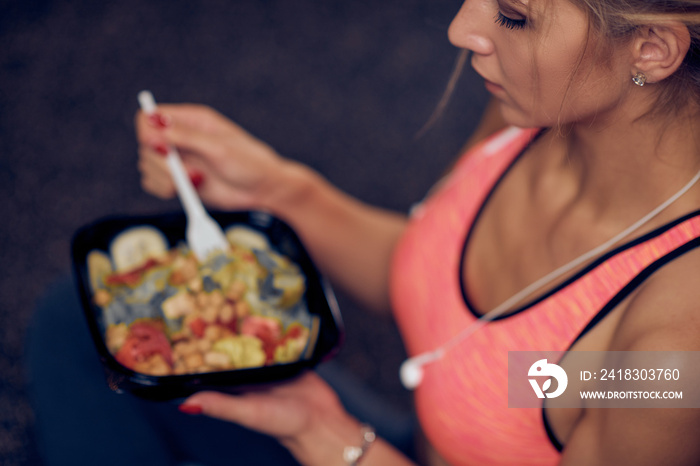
<box><xmin>613</xmin><ymin>244</ymin><xmax>700</xmax><ymax>352</ymax></box>
<box><xmin>560</xmin><ymin>246</ymin><xmax>700</xmax><ymax>466</ymax></box>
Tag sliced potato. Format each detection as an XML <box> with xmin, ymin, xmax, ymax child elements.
<box><xmin>87</xmin><ymin>250</ymin><xmax>113</xmax><ymax>291</ymax></box>
<box><xmin>274</xmin><ymin>325</ymin><xmax>309</xmax><ymax>364</ymax></box>
<box><xmin>105</xmin><ymin>323</ymin><xmax>128</xmax><ymax>354</ymax></box>
<box><xmin>225</xmin><ymin>226</ymin><xmax>270</xmax><ymax>251</ymax></box>
<box><xmin>213</xmin><ymin>335</ymin><xmax>267</xmax><ymax>369</ymax></box>
<box><xmin>273</xmin><ymin>272</ymin><xmax>305</xmax><ymax>308</ymax></box>
<box><xmin>162</xmin><ymin>290</ymin><xmax>196</xmax><ymax>320</ymax></box>
<box><xmin>110</xmin><ymin>226</ymin><xmax>168</xmax><ymax>272</ymax></box>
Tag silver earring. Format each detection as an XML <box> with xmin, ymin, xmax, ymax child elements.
<box><xmin>632</xmin><ymin>72</ymin><xmax>647</xmax><ymax>87</ymax></box>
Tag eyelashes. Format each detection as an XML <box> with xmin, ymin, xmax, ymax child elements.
<box><xmin>494</xmin><ymin>11</ymin><xmax>526</xmax><ymax>30</ymax></box>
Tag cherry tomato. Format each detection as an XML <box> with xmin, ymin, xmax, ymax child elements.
<box><xmin>240</xmin><ymin>316</ymin><xmax>282</xmax><ymax>363</ymax></box>
<box><xmin>115</xmin><ymin>321</ymin><xmax>173</xmax><ymax>370</ymax></box>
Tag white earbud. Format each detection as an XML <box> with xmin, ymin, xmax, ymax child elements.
<box><xmin>399</xmin><ymin>349</ymin><xmax>445</xmax><ymax>390</ymax></box>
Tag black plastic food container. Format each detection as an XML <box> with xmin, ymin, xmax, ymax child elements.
<box><xmin>72</xmin><ymin>210</ymin><xmax>344</xmax><ymax>400</ymax></box>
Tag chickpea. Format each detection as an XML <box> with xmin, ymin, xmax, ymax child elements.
<box><xmin>202</xmin><ymin>305</ymin><xmax>218</xmax><ymax>324</ymax></box>
<box><xmin>93</xmin><ymin>289</ymin><xmax>112</xmax><ymax>307</ymax></box>
<box><xmin>196</xmin><ymin>338</ymin><xmax>213</xmax><ymax>353</ymax></box>
<box><xmin>188</xmin><ymin>276</ymin><xmax>203</xmax><ymax>293</ymax></box>
<box><xmin>133</xmin><ymin>360</ymin><xmax>151</xmax><ymax>374</ymax></box>
<box><xmin>184</xmin><ymin>352</ymin><xmax>204</xmax><ymax>371</ymax></box>
<box><xmin>170</xmin><ymin>256</ymin><xmax>198</xmax><ymax>285</ymax></box>
<box><xmin>235</xmin><ymin>301</ymin><xmax>251</xmax><ymax>318</ymax></box>
<box><xmin>105</xmin><ymin>323</ymin><xmax>128</xmax><ymax>354</ymax></box>
<box><xmin>182</xmin><ymin>257</ymin><xmax>199</xmax><ymax>280</ymax></box>
<box><xmin>148</xmin><ymin>354</ymin><xmax>171</xmax><ymax>376</ymax></box>
<box><xmin>173</xmin><ymin>341</ymin><xmax>196</xmax><ymax>357</ymax></box>
<box><xmin>196</xmin><ymin>292</ymin><xmax>210</xmax><ymax>309</ymax></box>
<box><xmin>195</xmin><ymin>364</ymin><xmax>214</xmax><ymax>374</ymax></box>
<box><xmin>162</xmin><ymin>291</ymin><xmax>196</xmax><ymax>319</ymax></box>
<box><xmin>219</xmin><ymin>303</ymin><xmax>235</xmax><ymax>323</ymax></box>
<box><xmin>204</xmin><ymin>351</ymin><xmax>231</xmax><ymax>369</ymax></box>
<box><xmin>204</xmin><ymin>325</ymin><xmax>223</xmax><ymax>342</ymax></box>
<box><xmin>210</xmin><ymin>290</ymin><xmax>224</xmax><ymax>308</ymax></box>
<box><xmin>226</xmin><ymin>280</ymin><xmax>247</xmax><ymax>302</ymax></box>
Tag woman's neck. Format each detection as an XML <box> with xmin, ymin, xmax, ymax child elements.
<box><xmin>535</xmin><ymin>107</ymin><xmax>700</xmax><ymax>233</ymax></box>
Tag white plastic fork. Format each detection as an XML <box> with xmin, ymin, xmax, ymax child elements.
<box><xmin>138</xmin><ymin>90</ymin><xmax>229</xmax><ymax>262</ymax></box>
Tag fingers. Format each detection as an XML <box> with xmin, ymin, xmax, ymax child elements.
<box><xmin>154</xmin><ymin>104</ymin><xmax>231</xmax><ymax>134</ymax></box>
<box><xmin>133</xmin><ymin>101</ymin><xmax>283</xmax><ymax>208</ymax></box>
<box><xmin>135</xmin><ymin>104</ymin><xmax>217</xmax><ymax>198</ymax></box>
<box><xmin>138</xmin><ymin>151</ymin><xmax>174</xmax><ymax>199</ymax></box>
<box><xmin>135</xmin><ymin>105</ymin><xmax>234</xmax><ymax>168</ymax></box>
<box><xmin>159</xmin><ymin>120</ymin><xmax>228</xmax><ymax>163</ymax></box>
<box><xmin>135</xmin><ymin>102</ymin><xmax>279</xmax><ymax>175</ymax></box>
<box><xmin>135</xmin><ymin>104</ymin><xmax>231</xmax><ymax>145</ymax></box>
<box><xmin>138</xmin><ymin>147</ymin><xmax>207</xmax><ymax>198</ymax></box>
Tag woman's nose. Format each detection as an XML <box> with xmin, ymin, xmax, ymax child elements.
<box><xmin>448</xmin><ymin>0</ymin><xmax>495</xmax><ymax>55</ymax></box>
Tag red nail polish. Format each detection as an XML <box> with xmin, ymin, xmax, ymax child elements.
<box><xmin>178</xmin><ymin>404</ymin><xmax>203</xmax><ymax>415</ymax></box>
<box><xmin>190</xmin><ymin>172</ymin><xmax>205</xmax><ymax>188</ymax></box>
<box><xmin>148</xmin><ymin>113</ymin><xmax>171</xmax><ymax>128</ymax></box>
<box><xmin>154</xmin><ymin>144</ymin><xmax>169</xmax><ymax>156</ymax></box>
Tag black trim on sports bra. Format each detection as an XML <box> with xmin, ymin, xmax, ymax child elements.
<box><xmin>458</xmin><ymin>136</ymin><xmax>700</xmax><ymax>320</ymax></box>
<box><xmin>458</xmin><ymin>130</ymin><xmax>536</xmax><ymax>317</ymax></box>
<box><xmin>541</xmin><ymin>235</ymin><xmax>700</xmax><ymax>452</ymax></box>
<box><xmin>461</xmin><ymin>209</ymin><xmax>700</xmax><ymax>319</ymax></box>
<box><xmin>543</xmin><ymin>407</ymin><xmax>564</xmax><ymax>452</ymax></box>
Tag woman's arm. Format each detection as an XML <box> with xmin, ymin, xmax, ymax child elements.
<box><xmin>559</xmin><ymin>249</ymin><xmax>700</xmax><ymax>465</ymax></box>
<box><xmin>267</xmin><ymin>161</ymin><xmax>408</xmax><ymax>313</ymax></box>
<box><xmin>136</xmin><ymin>105</ymin><xmax>406</xmax><ymax>313</ymax></box>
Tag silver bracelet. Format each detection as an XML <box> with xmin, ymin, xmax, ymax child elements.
<box><xmin>342</xmin><ymin>423</ymin><xmax>376</xmax><ymax>465</ymax></box>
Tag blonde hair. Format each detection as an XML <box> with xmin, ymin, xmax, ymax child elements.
<box><xmin>573</xmin><ymin>0</ymin><xmax>700</xmax><ymax>116</ymax></box>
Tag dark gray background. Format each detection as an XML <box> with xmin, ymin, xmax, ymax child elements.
<box><xmin>0</xmin><ymin>0</ymin><xmax>489</xmax><ymax>464</ymax></box>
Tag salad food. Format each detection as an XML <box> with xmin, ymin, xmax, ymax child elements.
<box><xmin>87</xmin><ymin>225</ymin><xmax>318</xmax><ymax>377</ymax></box>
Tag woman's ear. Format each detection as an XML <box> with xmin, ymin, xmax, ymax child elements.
<box><xmin>631</xmin><ymin>22</ymin><xmax>691</xmax><ymax>84</ymax></box>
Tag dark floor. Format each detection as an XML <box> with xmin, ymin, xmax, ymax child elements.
<box><xmin>0</xmin><ymin>1</ymin><xmax>489</xmax><ymax>464</ymax></box>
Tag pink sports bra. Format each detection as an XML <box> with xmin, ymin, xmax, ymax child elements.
<box><xmin>389</xmin><ymin>127</ymin><xmax>700</xmax><ymax>465</ymax></box>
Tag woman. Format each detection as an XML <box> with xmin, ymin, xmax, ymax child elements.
<box><xmin>136</xmin><ymin>0</ymin><xmax>700</xmax><ymax>464</ymax></box>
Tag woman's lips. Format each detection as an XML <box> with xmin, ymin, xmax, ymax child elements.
<box><xmin>484</xmin><ymin>79</ymin><xmax>504</xmax><ymax>94</ymax></box>
<box><xmin>472</xmin><ymin>60</ymin><xmax>505</xmax><ymax>95</ymax></box>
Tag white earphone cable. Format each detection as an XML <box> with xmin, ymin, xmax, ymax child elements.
<box><xmin>400</xmin><ymin>167</ymin><xmax>700</xmax><ymax>390</ymax></box>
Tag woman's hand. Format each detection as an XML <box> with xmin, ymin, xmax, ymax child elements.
<box><xmin>135</xmin><ymin>102</ymin><xmax>407</xmax><ymax>313</ymax></box>
<box><xmin>135</xmin><ymin>104</ymin><xmax>291</xmax><ymax>211</ymax></box>
<box><xmin>180</xmin><ymin>372</ymin><xmax>368</xmax><ymax>466</ymax></box>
